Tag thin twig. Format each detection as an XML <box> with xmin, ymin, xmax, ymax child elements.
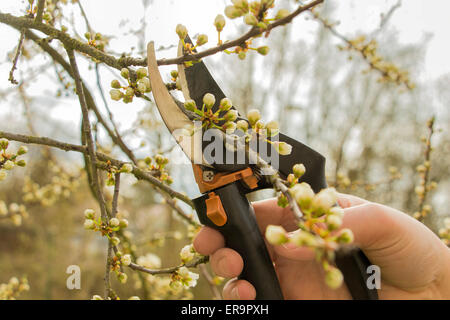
<box><xmin>8</xmin><ymin>29</ymin><xmax>26</xmax><ymax>84</ymax></box>
<box><xmin>128</xmin><ymin>255</ymin><xmax>209</xmax><ymax>275</ymax></box>
<box><xmin>34</xmin><ymin>0</ymin><xmax>45</xmax><ymax>23</ymax></box>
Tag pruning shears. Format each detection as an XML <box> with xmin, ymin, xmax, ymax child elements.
<box><xmin>146</xmin><ymin>38</ymin><xmax>378</xmax><ymax>300</ymax></box>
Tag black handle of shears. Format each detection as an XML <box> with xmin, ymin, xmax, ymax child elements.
<box><xmin>193</xmin><ymin>181</ymin><xmax>284</xmax><ymax>300</ymax></box>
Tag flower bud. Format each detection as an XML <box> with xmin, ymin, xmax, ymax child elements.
<box><xmin>275</xmin><ymin>9</ymin><xmax>290</xmax><ymax>20</ymax></box>
<box><xmin>326</xmin><ymin>214</ymin><xmax>342</xmax><ymax>231</ymax></box>
<box><xmin>293</xmin><ymin>163</ymin><xmax>306</xmax><ymax>178</ymax></box>
<box><xmin>232</xmin><ymin>0</ymin><xmax>248</xmax><ymax>9</ymax></box>
<box><xmin>136</xmin><ymin>67</ymin><xmax>148</xmax><ymax>79</ymax></box>
<box><xmin>219</xmin><ymin>98</ymin><xmax>233</xmax><ymax>111</ymax></box>
<box><xmin>223</xmin><ymin>121</ymin><xmax>237</xmax><ymax>132</ymax></box>
<box><xmin>325</xmin><ymin>267</ymin><xmax>343</xmax><ymax>289</ymax></box>
<box><xmin>265</xmin><ymin>225</ymin><xmax>288</xmax><ymax>245</ymax></box>
<box><xmin>290</xmin><ymin>230</ymin><xmax>318</xmax><ymax>247</ymax></box>
<box><xmin>110</xmin><ymin>217</ymin><xmax>120</xmax><ymax>227</ymax></box>
<box><xmin>125</xmin><ymin>87</ymin><xmax>135</xmax><ymax>97</ymax></box>
<box><xmin>337</xmin><ymin>228</ymin><xmax>354</xmax><ymax>244</ymax></box>
<box><xmin>0</xmin><ymin>139</ymin><xmax>9</xmax><ymax>150</ymax></box>
<box><xmin>196</xmin><ymin>34</ymin><xmax>208</xmax><ymax>46</ymax></box>
<box><xmin>121</xmin><ymin>254</ymin><xmax>132</xmax><ymax>266</ymax></box>
<box><xmin>329</xmin><ymin>206</ymin><xmax>344</xmax><ymax>217</ymax></box>
<box><xmin>109</xmin><ymin>89</ymin><xmax>123</xmax><ymax>101</ymax></box>
<box><xmin>170</xmin><ymin>70</ymin><xmax>178</xmax><ymax>79</ymax></box>
<box><xmin>137</xmin><ymin>77</ymin><xmax>151</xmax><ymax>93</ymax></box>
<box><xmin>257</xmin><ymin>46</ymin><xmax>269</xmax><ymax>55</ymax></box>
<box><xmin>120</xmin><ymin>68</ymin><xmax>130</xmax><ymax>79</ymax></box>
<box><xmin>3</xmin><ymin>160</ymin><xmax>14</xmax><ymax>170</ymax></box>
<box><xmin>415</xmin><ymin>185</ymin><xmax>425</xmax><ymax>196</ymax></box>
<box><xmin>184</xmin><ymin>99</ymin><xmax>197</xmax><ymax>112</ymax></box>
<box><xmin>312</xmin><ymin>188</ymin><xmax>337</xmax><ymax>212</ymax></box>
<box><xmin>214</xmin><ymin>14</ymin><xmax>226</xmax><ymax>32</ymax></box>
<box><xmin>247</xmin><ymin>109</ymin><xmax>261</xmax><ymax>125</ymax></box>
<box><xmin>244</xmin><ymin>13</ymin><xmax>258</xmax><ymax>26</ymax></box>
<box><xmin>224</xmin><ymin>5</ymin><xmax>244</xmax><ymax>19</ymax></box>
<box><xmin>120</xmin><ymin>163</ymin><xmax>133</xmax><ymax>173</ymax></box>
<box><xmin>16</xmin><ymin>160</ymin><xmax>26</xmax><ymax>167</ymax></box>
<box><xmin>84</xmin><ymin>209</ymin><xmax>95</xmax><ymax>219</ymax></box>
<box><xmin>111</xmin><ymin>79</ymin><xmax>121</xmax><ymax>89</ymax></box>
<box><xmin>84</xmin><ymin>32</ymin><xmax>91</xmax><ymax>40</ymax></box>
<box><xmin>17</xmin><ymin>146</ymin><xmax>28</xmax><ymax>155</ymax></box>
<box><xmin>238</xmin><ymin>51</ymin><xmax>246</xmax><ymax>60</ymax></box>
<box><xmin>203</xmin><ymin>93</ymin><xmax>216</xmax><ymax>109</ymax></box>
<box><xmin>118</xmin><ymin>272</ymin><xmax>128</xmax><ymax>284</ymax></box>
<box><xmin>176</xmin><ymin>24</ymin><xmax>188</xmax><ymax>40</ymax></box>
<box><xmin>273</xmin><ymin>141</ymin><xmax>292</xmax><ymax>155</ymax></box>
<box><xmin>265</xmin><ymin>120</ymin><xmax>279</xmax><ymax>136</ymax></box>
<box><xmin>84</xmin><ymin>219</ymin><xmax>95</xmax><ymax>230</ymax></box>
<box><xmin>290</xmin><ymin>182</ymin><xmax>314</xmax><ymax>208</ymax></box>
<box><xmin>224</xmin><ymin>110</ymin><xmax>238</xmax><ymax>121</ymax></box>
<box><xmin>119</xmin><ymin>219</ymin><xmax>129</xmax><ymax>228</ymax></box>
<box><xmin>12</xmin><ymin>214</ymin><xmax>22</xmax><ymax>226</ymax></box>
<box><xmin>0</xmin><ymin>170</ymin><xmax>7</xmax><ymax>181</ymax></box>
<box><xmin>92</xmin><ymin>295</ymin><xmax>103</xmax><ymax>300</ymax></box>
<box><xmin>180</xmin><ymin>244</ymin><xmax>195</xmax><ymax>263</ymax></box>
<box><xmin>236</xmin><ymin>120</ymin><xmax>248</xmax><ymax>132</ymax></box>
<box><xmin>111</xmin><ymin>236</ymin><xmax>120</xmax><ymax>246</ymax></box>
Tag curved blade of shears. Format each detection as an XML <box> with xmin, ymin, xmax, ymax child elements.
<box><xmin>147</xmin><ymin>41</ymin><xmax>210</xmax><ymax>167</ymax></box>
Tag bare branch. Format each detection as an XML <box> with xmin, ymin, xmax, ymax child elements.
<box><xmin>34</xmin><ymin>0</ymin><xmax>45</xmax><ymax>23</ymax></box>
<box><xmin>8</xmin><ymin>29</ymin><xmax>26</xmax><ymax>84</ymax></box>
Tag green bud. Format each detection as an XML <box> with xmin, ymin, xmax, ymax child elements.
<box><xmin>125</xmin><ymin>87</ymin><xmax>135</xmax><ymax>97</ymax></box>
<box><xmin>16</xmin><ymin>159</ymin><xmax>26</xmax><ymax>167</ymax></box>
<box><xmin>293</xmin><ymin>163</ymin><xmax>306</xmax><ymax>178</ymax></box>
<box><xmin>95</xmin><ymin>33</ymin><xmax>102</xmax><ymax>40</ymax></box>
<box><xmin>144</xmin><ymin>156</ymin><xmax>152</xmax><ymax>165</ymax></box>
<box><xmin>244</xmin><ymin>13</ymin><xmax>258</xmax><ymax>26</ymax></box>
<box><xmin>136</xmin><ymin>67</ymin><xmax>148</xmax><ymax>79</ymax></box>
<box><xmin>184</xmin><ymin>99</ymin><xmax>197</xmax><ymax>112</ymax></box>
<box><xmin>111</xmin><ymin>236</ymin><xmax>120</xmax><ymax>246</ymax></box>
<box><xmin>257</xmin><ymin>46</ymin><xmax>269</xmax><ymax>55</ymax></box>
<box><xmin>224</xmin><ymin>110</ymin><xmax>238</xmax><ymax>121</ymax></box>
<box><xmin>265</xmin><ymin>225</ymin><xmax>288</xmax><ymax>245</ymax></box>
<box><xmin>203</xmin><ymin>93</ymin><xmax>216</xmax><ymax>109</ymax></box>
<box><xmin>256</xmin><ymin>22</ymin><xmax>267</xmax><ymax>30</ymax></box>
<box><xmin>84</xmin><ymin>32</ymin><xmax>91</xmax><ymax>40</ymax></box>
<box><xmin>247</xmin><ymin>109</ymin><xmax>261</xmax><ymax>126</ymax></box>
<box><xmin>223</xmin><ymin>121</ymin><xmax>237</xmax><ymax>132</ymax></box>
<box><xmin>120</xmin><ymin>68</ymin><xmax>130</xmax><ymax>79</ymax></box>
<box><xmin>155</xmin><ymin>154</ymin><xmax>164</xmax><ymax>165</ymax></box>
<box><xmin>110</xmin><ymin>218</ymin><xmax>120</xmax><ymax>227</ymax></box>
<box><xmin>214</xmin><ymin>14</ymin><xmax>226</xmax><ymax>32</ymax></box>
<box><xmin>176</xmin><ymin>24</ymin><xmax>188</xmax><ymax>40</ymax></box>
<box><xmin>0</xmin><ymin>139</ymin><xmax>9</xmax><ymax>150</ymax></box>
<box><xmin>109</xmin><ymin>89</ymin><xmax>123</xmax><ymax>101</ymax></box>
<box><xmin>225</xmin><ymin>5</ymin><xmax>244</xmax><ymax>19</ymax></box>
<box><xmin>236</xmin><ymin>120</ymin><xmax>248</xmax><ymax>132</ymax></box>
<box><xmin>119</xmin><ymin>219</ymin><xmax>129</xmax><ymax>229</ymax></box>
<box><xmin>170</xmin><ymin>70</ymin><xmax>178</xmax><ymax>79</ymax></box>
<box><xmin>326</xmin><ymin>214</ymin><xmax>342</xmax><ymax>231</ymax></box>
<box><xmin>325</xmin><ymin>267</ymin><xmax>344</xmax><ymax>289</ymax></box>
<box><xmin>84</xmin><ymin>209</ymin><xmax>95</xmax><ymax>219</ymax></box>
<box><xmin>111</xmin><ymin>79</ymin><xmax>121</xmax><ymax>89</ymax></box>
<box><xmin>117</xmin><ymin>272</ymin><xmax>128</xmax><ymax>284</ymax></box>
<box><xmin>17</xmin><ymin>146</ymin><xmax>28</xmax><ymax>155</ymax></box>
<box><xmin>238</xmin><ymin>51</ymin><xmax>246</xmax><ymax>60</ymax></box>
<box><xmin>337</xmin><ymin>229</ymin><xmax>354</xmax><ymax>244</ymax></box>
<box><xmin>120</xmin><ymin>163</ymin><xmax>133</xmax><ymax>173</ymax></box>
<box><xmin>196</xmin><ymin>34</ymin><xmax>208</xmax><ymax>46</ymax></box>
<box><xmin>275</xmin><ymin>9</ymin><xmax>290</xmax><ymax>20</ymax></box>
<box><xmin>84</xmin><ymin>219</ymin><xmax>95</xmax><ymax>230</ymax></box>
<box><xmin>265</xmin><ymin>120</ymin><xmax>279</xmax><ymax>136</ymax></box>
<box><xmin>3</xmin><ymin>160</ymin><xmax>14</xmax><ymax>170</ymax></box>
<box><xmin>219</xmin><ymin>98</ymin><xmax>233</xmax><ymax>111</ymax></box>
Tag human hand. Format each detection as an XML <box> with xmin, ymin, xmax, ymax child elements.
<box><xmin>193</xmin><ymin>193</ymin><xmax>450</xmax><ymax>299</ymax></box>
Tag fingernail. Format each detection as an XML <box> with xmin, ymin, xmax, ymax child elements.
<box><xmin>231</xmin><ymin>287</ymin><xmax>240</xmax><ymax>300</ymax></box>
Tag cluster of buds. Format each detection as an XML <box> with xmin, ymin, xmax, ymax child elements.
<box><xmin>413</xmin><ymin>117</ymin><xmax>437</xmax><ymax>221</ymax></box>
<box><xmin>438</xmin><ymin>218</ymin><xmax>450</xmax><ymax>247</ymax></box>
<box><xmin>184</xmin><ymin>93</ymin><xmax>236</xmax><ymax>132</ymax></box>
<box><xmin>109</xmin><ymin>67</ymin><xmax>151</xmax><ymax>103</ymax></box>
<box><xmin>22</xmin><ymin>165</ymin><xmax>81</xmax><ymax>206</ymax></box>
<box><xmin>137</xmin><ymin>155</ymin><xmax>173</xmax><ymax>185</ymax></box>
<box><xmin>103</xmin><ymin>162</ymin><xmax>133</xmax><ymax>186</ymax></box>
<box><xmin>0</xmin><ymin>201</ymin><xmax>28</xmax><ymax>227</ymax></box>
<box><xmin>108</xmin><ymin>251</ymin><xmax>131</xmax><ymax>285</ymax></box>
<box><xmin>0</xmin><ymin>139</ymin><xmax>28</xmax><ymax>181</ymax></box>
<box><xmin>176</xmin><ymin>24</ymin><xmax>208</xmax><ymax>56</ymax></box>
<box><xmin>0</xmin><ymin>276</ymin><xmax>29</xmax><ymax>300</ymax></box>
<box><xmin>170</xmin><ymin>266</ymin><xmax>199</xmax><ymax>289</ymax></box>
<box><xmin>84</xmin><ymin>31</ymin><xmax>108</xmax><ymax>52</ymax></box>
<box><xmin>266</xmin><ymin>164</ymin><xmax>354</xmax><ymax>289</ymax></box>
<box><xmin>83</xmin><ymin>209</ymin><xmax>129</xmax><ymax>245</ymax></box>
